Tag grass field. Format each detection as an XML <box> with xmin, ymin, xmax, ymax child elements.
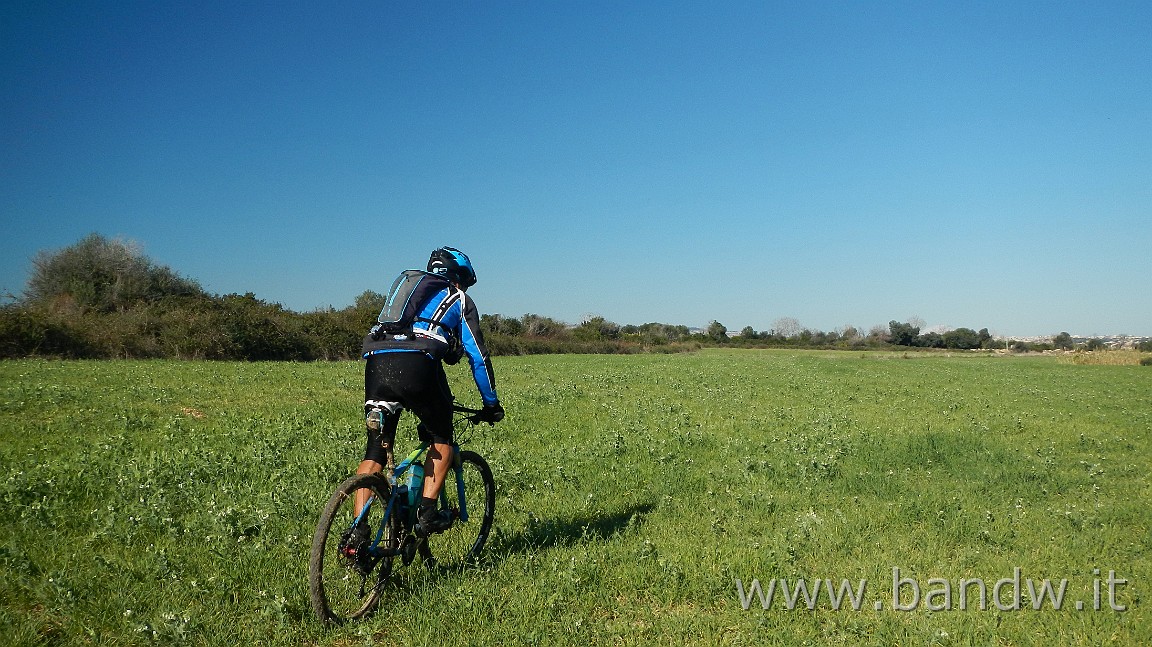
<box><xmin>1</xmin><ymin>350</ymin><xmax>1149</xmax><ymax>645</ymax></box>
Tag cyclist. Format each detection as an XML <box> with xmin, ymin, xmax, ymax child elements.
<box><xmin>355</xmin><ymin>247</ymin><xmax>504</xmax><ymax>538</ymax></box>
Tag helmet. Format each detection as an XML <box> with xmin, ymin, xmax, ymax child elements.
<box><xmin>427</xmin><ymin>246</ymin><xmax>477</xmax><ymax>289</ymax></box>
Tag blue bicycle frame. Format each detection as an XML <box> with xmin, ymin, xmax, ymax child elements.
<box><xmin>355</xmin><ymin>442</ymin><xmax>470</xmax><ymax>557</ymax></box>
<box><xmin>357</xmin><ymin>403</ymin><xmax>485</xmax><ymax>558</ymax></box>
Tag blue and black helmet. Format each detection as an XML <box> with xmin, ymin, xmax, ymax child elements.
<box><xmin>427</xmin><ymin>246</ymin><xmax>477</xmax><ymax>289</ymax></box>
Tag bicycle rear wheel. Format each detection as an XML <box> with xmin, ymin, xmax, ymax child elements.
<box><xmin>425</xmin><ymin>450</ymin><xmax>495</xmax><ymax>570</ymax></box>
<box><xmin>308</xmin><ymin>473</ymin><xmax>399</xmax><ymax>624</ymax></box>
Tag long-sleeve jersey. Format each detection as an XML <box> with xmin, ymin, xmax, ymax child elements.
<box><xmin>362</xmin><ymin>286</ymin><xmax>499</xmax><ymax>406</ymax></box>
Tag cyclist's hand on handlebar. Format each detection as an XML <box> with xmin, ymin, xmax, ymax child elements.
<box><xmin>479</xmin><ymin>403</ymin><xmax>504</xmax><ymax>424</ymax></box>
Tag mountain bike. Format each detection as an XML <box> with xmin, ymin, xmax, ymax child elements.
<box><xmin>308</xmin><ymin>404</ymin><xmax>496</xmax><ymax>625</ymax></box>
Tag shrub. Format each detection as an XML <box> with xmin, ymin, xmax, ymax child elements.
<box><xmin>0</xmin><ymin>304</ymin><xmax>93</xmax><ymax>358</ymax></box>
<box><xmin>1063</xmin><ymin>350</ymin><xmax>1147</xmax><ymax>366</ymax></box>
<box><xmin>25</xmin><ymin>233</ymin><xmax>203</xmax><ymax>313</ymax></box>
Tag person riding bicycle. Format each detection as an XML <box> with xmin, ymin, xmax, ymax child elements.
<box><xmin>357</xmin><ymin>246</ymin><xmax>504</xmax><ymax>537</ymax></box>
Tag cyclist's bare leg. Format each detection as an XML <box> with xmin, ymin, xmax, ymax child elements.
<box><xmin>353</xmin><ymin>418</ymin><xmax>395</xmax><ymax>515</ymax></box>
<box><xmin>354</xmin><ymin>459</ymin><xmax>383</xmax><ymax>515</ymax></box>
<box><xmin>420</xmin><ymin>442</ymin><xmax>453</xmax><ymax>500</ymax></box>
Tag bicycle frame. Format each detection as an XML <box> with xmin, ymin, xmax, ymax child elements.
<box><xmin>363</xmin><ymin>406</ymin><xmax>482</xmax><ymax>558</ymax></box>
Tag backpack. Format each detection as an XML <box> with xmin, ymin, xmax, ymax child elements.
<box><xmin>362</xmin><ymin>270</ymin><xmax>462</xmax><ymax>361</ymax></box>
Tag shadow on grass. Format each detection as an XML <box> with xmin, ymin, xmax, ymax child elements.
<box><xmin>356</xmin><ymin>503</ymin><xmax>657</xmax><ymax>609</ymax></box>
<box><xmin>487</xmin><ymin>501</ymin><xmax>657</xmax><ymax>557</ymax></box>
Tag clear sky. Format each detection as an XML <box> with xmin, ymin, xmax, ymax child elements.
<box><xmin>3</xmin><ymin>2</ymin><xmax>1149</xmax><ymax>338</ymax></box>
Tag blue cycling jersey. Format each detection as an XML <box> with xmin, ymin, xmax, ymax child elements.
<box><xmin>363</xmin><ymin>285</ymin><xmax>499</xmax><ymax>406</ymax></box>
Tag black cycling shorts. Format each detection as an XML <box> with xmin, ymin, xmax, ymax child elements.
<box><xmin>363</xmin><ymin>351</ymin><xmax>454</xmax><ymax>463</ymax></box>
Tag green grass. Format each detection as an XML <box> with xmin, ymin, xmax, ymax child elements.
<box><xmin>1</xmin><ymin>350</ymin><xmax>1149</xmax><ymax>645</ymax></box>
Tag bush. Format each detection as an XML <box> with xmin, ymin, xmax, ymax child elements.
<box><xmin>0</xmin><ymin>304</ymin><xmax>93</xmax><ymax>358</ymax></box>
<box><xmin>1064</xmin><ymin>350</ymin><xmax>1147</xmax><ymax>366</ymax></box>
<box><xmin>25</xmin><ymin>233</ymin><xmax>203</xmax><ymax>313</ymax></box>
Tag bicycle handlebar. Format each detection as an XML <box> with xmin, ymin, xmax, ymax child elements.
<box><xmin>452</xmin><ymin>403</ymin><xmax>498</xmax><ymax>426</ymax></box>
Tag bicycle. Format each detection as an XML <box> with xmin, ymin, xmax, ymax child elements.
<box><xmin>308</xmin><ymin>403</ymin><xmax>496</xmax><ymax>625</ymax></box>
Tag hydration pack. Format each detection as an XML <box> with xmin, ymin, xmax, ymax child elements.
<box><xmin>362</xmin><ymin>270</ymin><xmax>462</xmax><ymax>361</ymax></box>
<box><xmin>374</xmin><ymin>270</ymin><xmax>451</xmax><ymax>334</ymax></box>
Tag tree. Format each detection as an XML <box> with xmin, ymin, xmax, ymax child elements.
<box><xmin>25</xmin><ymin>233</ymin><xmax>202</xmax><ymax>313</ymax></box>
<box><xmin>837</xmin><ymin>325</ymin><xmax>860</xmax><ymax>342</ymax></box>
<box><xmin>352</xmin><ymin>290</ymin><xmax>385</xmax><ymax>320</ymax></box>
<box><xmin>520</xmin><ymin>313</ymin><xmax>565</xmax><ymax>337</ymax></box>
<box><xmin>889</xmin><ymin>320</ymin><xmax>920</xmax><ymax>347</ymax></box>
<box><xmin>1052</xmin><ymin>332</ymin><xmax>1074</xmax><ymax>350</ymax></box>
<box><xmin>867</xmin><ymin>324</ymin><xmax>890</xmax><ymax>344</ymax></box>
<box><xmin>633</xmin><ymin>322</ymin><xmax>689</xmax><ymax>344</ymax></box>
<box><xmin>919</xmin><ymin>331</ymin><xmax>944</xmax><ymax>348</ymax></box>
<box><xmin>706</xmin><ymin>320</ymin><xmax>728</xmax><ymax>342</ymax></box>
<box><xmin>978</xmin><ymin>328</ymin><xmax>992</xmax><ymax>349</ymax></box>
<box><xmin>481</xmin><ymin>313</ymin><xmax>525</xmax><ymax>337</ymax></box>
<box><xmin>942</xmin><ymin>327</ymin><xmax>981</xmax><ymax>349</ymax></box>
<box><xmin>574</xmin><ymin>316</ymin><xmax>620</xmax><ymax>341</ymax></box>
<box><xmin>772</xmin><ymin>317</ymin><xmax>801</xmax><ymax>339</ymax></box>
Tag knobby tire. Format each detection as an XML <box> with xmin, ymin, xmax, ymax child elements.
<box><xmin>308</xmin><ymin>473</ymin><xmax>396</xmax><ymax>625</ymax></box>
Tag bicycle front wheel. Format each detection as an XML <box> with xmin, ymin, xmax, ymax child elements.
<box><xmin>308</xmin><ymin>473</ymin><xmax>398</xmax><ymax>624</ymax></box>
<box><xmin>426</xmin><ymin>450</ymin><xmax>495</xmax><ymax>570</ymax></box>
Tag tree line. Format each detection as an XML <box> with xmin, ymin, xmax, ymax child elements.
<box><xmin>3</xmin><ymin>234</ymin><xmax>1113</xmax><ymax>361</ymax></box>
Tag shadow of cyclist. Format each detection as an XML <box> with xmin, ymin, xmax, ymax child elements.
<box><xmin>486</xmin><ymin>502</ymin><xmax>656</xmax><ymax>557</ymax></box>
<box><xmin>371</xmin><ymin>502</ymin><xmax>657</xmax><ymax>603</ymax></box>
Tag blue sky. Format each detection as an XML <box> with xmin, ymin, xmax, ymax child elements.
<box><xmin>3</xmin><ymin>2</ymin><xmax>1149</xmax><ymax>337</ymax></box>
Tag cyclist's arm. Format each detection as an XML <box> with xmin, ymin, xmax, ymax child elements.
<box><xmin>457</xmin><ymin>293</ymin><xmax>499</xmax><ymax>406</ymax></box>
